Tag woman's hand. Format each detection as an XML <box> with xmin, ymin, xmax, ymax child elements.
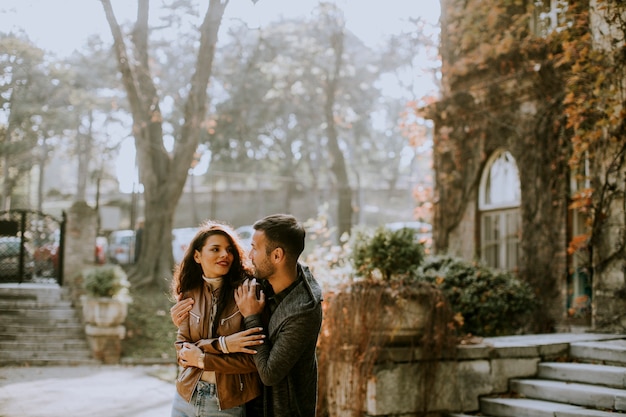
<box><xmin>222</xmin><ymin>327</ymin><xmax>265</xmax><ymax>354</ymax></box>
<box><xmin>235</xmin><ymin>278</ymin><xmax>265</xmax><ymax>318</ymax></box>
<box><xmin>178</xmin><ymin>342</ymin><xmax>204</xmax><ymax>369</ymax></box>
<box><xmin>171</xmin><ymin>297</ymin><xmax>194</xmax><ymax>327</ymax></box>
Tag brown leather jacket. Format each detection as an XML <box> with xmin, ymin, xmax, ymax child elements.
<box><xmin>175</xmin><ymin>284</ymin><xmax>261</xmax><ymax>410</ymax></box>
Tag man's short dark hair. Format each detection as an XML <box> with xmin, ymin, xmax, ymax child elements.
<box><xmin>253</xmin><ymin>214</ymin><xmax>305</xmax><ymax>263</ymax></box>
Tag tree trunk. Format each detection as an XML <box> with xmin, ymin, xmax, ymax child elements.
<box><xmin>325</xmin><ymin>28</ymin><xmax>353</xmax><ymax>241</ymax></box>
<box><xmin>76</xmin><ymin>110</ymin><xmax>94</xmax><ymax>202</ymax></box>
<box><xmin>36</xmin><ymin>143</ymin><xmax>46</xmax><ymax>212</ymax></box>
<box><xmin>101</xmin><ymin>0</ymin><xmax>228</xmax><ymax>288</ymax></box>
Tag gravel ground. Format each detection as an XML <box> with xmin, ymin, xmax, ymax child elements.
<box><xmin>0</xmin><ymin>364</ymin><xmax>178</xmax><ymax>417</ymax></box>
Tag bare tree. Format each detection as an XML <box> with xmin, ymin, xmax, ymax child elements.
<box><xmin>100</xmin><ymin>0</ymin><xmax>230</xmax><ymax>287</ymax></box>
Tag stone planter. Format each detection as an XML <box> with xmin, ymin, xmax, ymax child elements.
<box><xmin>332</xmin><ymin>281</ymin><xmax>430</xmax><ymax>347</ymax></box>
<box><xmin>321</xmin><ymin>281</ymin><xmax>453</xmax><ymax>417</ymax></box>
<box><xmin>80</xmin><ymin>295</ymin><xmax>128</xmax><ymax>364</ymax></box>
<box><xmin>374</xmin><ymin>294</ymin><xmax>427</xmax><ymax>346</ymax></box>
<box><xmin>81</xmin><ymin>296</ymin><xmax>128</xmax><ymax>327</ymax></box>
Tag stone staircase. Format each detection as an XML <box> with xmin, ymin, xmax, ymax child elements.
<box><xmin>451</xmin><ymin>339</ymin><xmax>626</xmax><ymax>416</ymax></box>
<box><xmin>0</xmin><ymin>283</ymin><xmax>99</xmax><ymax>366</ymax></box>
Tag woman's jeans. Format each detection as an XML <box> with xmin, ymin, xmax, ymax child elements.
<box><xmin>171</xmin><ymin>381</ymin><xmax>244</xmax><ymax>417</ymax></box>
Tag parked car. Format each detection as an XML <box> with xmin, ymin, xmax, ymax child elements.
<box><xmin>384</xmin><ymin>221</ymin><xmax>432</xmax><ymax>247</ymax></box>
<box><xmin>107</xmin><ymin>230</ymin><xmax>135</xmax><ymax>265</ymax></box>
<box><xmin>235</xmin><ymin>225</ymin><xmax>254</xmax><ymax>252</ymax></box>
<box><xmin>34</xmin><ymin>242</ymin><xmax>59</xmax><ymax>277</ymax></box>
<box><xmin>95</xmin><ymin>236</ymin><xmax>108</xmax><ymax>264</ymax></box>
<box><xmin>0</xmin><ymin>236</ymin><xmax>34</xmax><ymax>281</ymax></box>
<box><xmin>172</xmin><ymin>227</ymin><xmax>199</xmax><ymax>264</ymax></box>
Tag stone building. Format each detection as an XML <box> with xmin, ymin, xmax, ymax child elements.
<box><xmin>428</xmin><ymin>0</ymin><xmax>625</xmax><ymax>332</ymax></box>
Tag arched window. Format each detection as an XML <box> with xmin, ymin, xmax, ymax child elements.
<box><xmin>479</xmin><ymin>150</ymin><xmax>521</xmax><ymax>271</ymax></box>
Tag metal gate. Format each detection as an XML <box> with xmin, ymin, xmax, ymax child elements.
<box><xmin>0</xmin><ymin>210</ymin><xmax>66</xmax><ymax>285</ymax></box>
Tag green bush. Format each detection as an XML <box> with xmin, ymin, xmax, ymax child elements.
<box><xmin>83</xmin><ymin>265</ymin><xmax>131</xmax><ymax>301</ymax></box>
<box><xmin>416</xmin><ymin>255</ymin><xmax>537</xmax><ymax>337</ymax></box>
<box><xmin>351</xmin><ymin>226</ymin><xmax>426</xmax><ymax>281</ymax></box>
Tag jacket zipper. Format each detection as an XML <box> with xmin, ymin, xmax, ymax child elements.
<box><xmin>220</xmin><ymin>310</ymin><xmax>241</xmax><ymax>325</ymax></box>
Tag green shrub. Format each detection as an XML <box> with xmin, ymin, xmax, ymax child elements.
<box><xmin>83</xmin><ymin>265</ymin><xmax>131</xmax><ymax>302</ymax></box>
<box><xmin>351</xmin><ymin>226</ymin><xmax>425</xmax><ymax>281</ymax></box>
<box><xmin>416</xmin><ymin>255</ymin><xmax>537</xmax><ymax>337</ymax></box>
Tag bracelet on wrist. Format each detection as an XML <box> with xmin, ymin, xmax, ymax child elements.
<box><xmin>219</xmin><ymin>336</ymin><xmax>230</xmax><ymax>354</ymax></box>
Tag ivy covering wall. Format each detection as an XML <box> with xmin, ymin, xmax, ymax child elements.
<box><xmin>423</xmin><ymin>0</ymin><xmax>626</xmax><ymax>332</ymax></box>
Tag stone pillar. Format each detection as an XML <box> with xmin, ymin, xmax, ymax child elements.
<box><xmin>63</xmin><ymin>201</ymin><xmax>98</xmax><ymax>302</ymax></box>
<box><xmin>63</xmin><ymin>202</ymin><xmax>128</xmax><ymax>364</ymax></box>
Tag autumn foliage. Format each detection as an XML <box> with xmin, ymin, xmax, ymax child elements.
<box><xmin>403</xmin><ymin>0</ymin><xmax>625</xmax><ymax>330</ymax></box>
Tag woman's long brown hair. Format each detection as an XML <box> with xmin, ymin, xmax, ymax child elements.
<box><xmin>171</xmin><ymin>220</ymin><xmax>252</xmax><ymax>332</ymax></box>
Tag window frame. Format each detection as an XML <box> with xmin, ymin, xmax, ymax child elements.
<box><xmin>478</xmin><ymin>149</ymin><xmax>522</xmax><ymax>272</ymax></box>
<box><xmin>531</xmin><ymin>0</ymin><xmax>570</xmax><ymax>37</ymax></box>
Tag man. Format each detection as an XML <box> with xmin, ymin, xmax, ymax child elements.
<box><xmin>235</xmin><ymin>214</ymin><xmax>323</xmax><ymax>417</ymax></box>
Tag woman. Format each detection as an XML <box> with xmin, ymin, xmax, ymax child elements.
<box><xmin>170</xmin><ymin>221</ymin><xmax>265</xmax><ymax>417</ymax></box>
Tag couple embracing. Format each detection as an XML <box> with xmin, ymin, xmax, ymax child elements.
<box><xmin>169</xmin><ymin>214</ymin><xmax>323</xmax><ymax>417</ymax></box>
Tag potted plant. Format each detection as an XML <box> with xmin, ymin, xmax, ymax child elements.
<box><xmin>315</xmin><ymin>225</ymin><xmax>458</xmax><ymax>417</ymax></box>
<box><xmin>80</xmin><ymin>265</ymin><xmax>131</xmax><ymax>364</ymax></box>
<box><xmin>341</xmin><ymin>225</ymin><xmax>437</xmax><ymax>345</ymax></box>
<box><xmin>81</xmin><ymin>264</ymin><xmax>131</xmax><ymax>327</ymax></box>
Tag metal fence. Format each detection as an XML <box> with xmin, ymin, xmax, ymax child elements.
<box><xmin>0</xmin><ymin>210</ymin><xmax>66</xmax><ymax>285</ymax></box>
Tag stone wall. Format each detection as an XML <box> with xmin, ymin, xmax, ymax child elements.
<box><xmin>592</xmin><ymin>142</ymin><xmax>626</xmax><ymax>333</ymax></box>
<box><xmin>326</xmin><ymin>333</ymin><xmax>622</xmax><ymax>416</ymax></box>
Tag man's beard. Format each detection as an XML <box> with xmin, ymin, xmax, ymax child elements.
<box><xmin>252</xmin><ymin>261</ymin><xmax>273</xmax><ymax>281</ymax></box>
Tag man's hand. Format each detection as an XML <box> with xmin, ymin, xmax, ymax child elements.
<box><xmin>222</xmin><ymin>327</ymin><xmax>265</xmax><ymax>354</ymax></box>
<box><xmin>171</xmin><ymin>297</ymin><xmax>194</xmax><ymax>327</ymax></box>
<box><xmin>235</xmin><ymin>278</ymin><xmax>265</xmax><ymax>317</ymax></box>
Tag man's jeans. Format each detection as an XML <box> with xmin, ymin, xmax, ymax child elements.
<box><xmin>171</xmin><ymin>381</ymin><xmax>244</xmax><ymax>417</ymax></box>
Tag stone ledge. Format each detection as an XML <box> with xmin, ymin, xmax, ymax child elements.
<box><xmin>329</xmin><ymin>333</ymin><xmax>626</xmax><ymax>416</ymax></box>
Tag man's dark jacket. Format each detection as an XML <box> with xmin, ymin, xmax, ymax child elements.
<box><xmin>243</xmin><ymin>264</ymin><xmax>323</xmax><ymax>417</ymax></box>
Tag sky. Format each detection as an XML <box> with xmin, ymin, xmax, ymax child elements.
<box><xmin>0</xmin><ymin>1</ymin><xmax>440</xmax><ymax>54</ymax></box>
<box><xmin>0</xmin><ymin>0</ymin><xmax>441</xmax><ymax>192</ymax></box>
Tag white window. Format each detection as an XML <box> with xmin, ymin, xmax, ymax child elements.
<box><xmin>479</xmin><ymin>150</ymin><xmax>521</xmax><ymax>271</ymax></box>
<box><xmin>532</xmin><ymin>0</ymin><xmax>569</xmax><ymax>37</ymax></box>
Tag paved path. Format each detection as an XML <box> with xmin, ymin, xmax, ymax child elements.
<box><xmin>0</xmin><ymin>364</ymin><xmax>178</xmax><ymax>417</ymax></box>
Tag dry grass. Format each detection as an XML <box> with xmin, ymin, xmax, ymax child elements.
<box><xmin>121</xmin><ymin>284</ymin><xmax>178</xmax><ymax>362</ymax></box>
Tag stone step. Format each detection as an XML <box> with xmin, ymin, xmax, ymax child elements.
<box><xmin>0</xmin><ymin>349</ymin><xmax>93</xmax><ymax>363</ymax></box>
<box><xmin>571</xmin><ymin>339</ymin><xmax>626</xmax><ymax>366</ymax></box>
<box><xmin>1</xmin><ymin>359</ymin><xmax>99</xmax><ymax>366</ymax></box>
<box><xmin>0</xmin><ymin>322</ymin><xmax>85</xmax><ymax>334</ymax></box>
<box><xmin>0</xmin><ymin>354</ymin><xmax>100</xmax><ymax>367</ymax></box>
<box><xmin>1</xmin><ymin>305</ymin><xmax>78</xmax><ymax>314</ymax></box>
<box><xmin>0</xmin><ymin>284</ymin><xmax>65</xmax><ymax>303</ymax></box>
<box><xmin>0</xmin><ymin>316</ymin><xmax>81</xmax><ymax>326</ymax></box>
<box><xmin>480</xmin><ymin>397</ymin><xmax>623</xmax><ymax>417</ymax></box>
<box><xmin>0</xmin><ymin>339</ymin><xmax>91</xmax><ymax>351</ymax></box>
<box><xmin>0</xmin><ymin>284</ymin><xmax>98</xmax><ymax>366</ymax></box>
<box><xmin>0</xmin><ymin>299</ymin><xmax>73</xmax><ymax>309</ymax></box>
<box><xmin>0</xmin><ymin>309</ymin><xmax>82</xmax><ymax>323</ymax></box>
<box><xmin>0</xmin><ymin>331</ymin><xmax>86</xmax><ymax>342</ymax></box>
<box><xmin>539</xmin><ymin>362</ymin><xmax>626</xmax><ymax>389</ymax></box>
<box><xmin>510</xmin><ymin>378</ymin><xmax>626</xmax><ymax>411</ymax></box>
<box><xmin>0</xmin><ymin>292</ymin><xmax>37</xmax><ymax>301</ymax></box>
<box><xmin>448</xmin><ymin>414</ymin><xmax>494</xmax><ymax>417</ymax></box>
